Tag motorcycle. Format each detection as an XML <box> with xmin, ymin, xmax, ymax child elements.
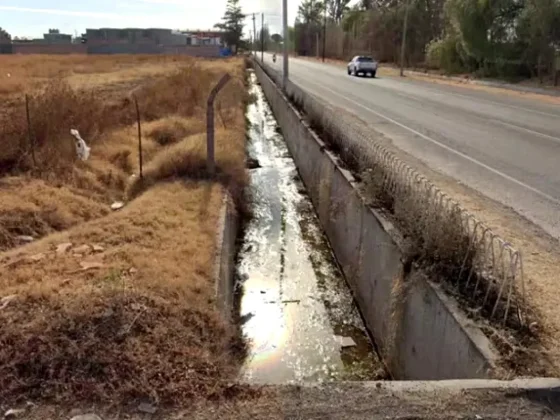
<box><xmin>272</xmin><ymin>53</ymin><xmax>277</xmax><ymax>63</ymax></box>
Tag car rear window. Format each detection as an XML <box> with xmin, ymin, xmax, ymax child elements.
<box><xmin>357</xmin><ymin>57</ymin><xmax>374</xmax><ymax>62</ymax></box>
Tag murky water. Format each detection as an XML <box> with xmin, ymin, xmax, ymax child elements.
<box><xmin>237</xmin><ymin>71</ymin><xmax>386</xmax><ymax>384</ymax></box>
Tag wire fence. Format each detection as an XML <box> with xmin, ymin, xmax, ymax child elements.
<box><xmin>254</xmin><ymin>57</ymin><xmax>527</xmax><ymax>328</ymax></box>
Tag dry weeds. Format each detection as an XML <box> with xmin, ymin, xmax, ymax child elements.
<box><xmin>0</xmin><ymin>182</ymin><xmax>245</xmax><ymax>404</ymax></box>
<box><xmin>0</xmin><ymin>54</ymin><xmax>192</xmax><ymax>97</ymax></box>
<box><xmin>0</xmin><ymin>55</ymin><xmax>247</xmax><ymax>250</ymax></box>
<box><xmin>0</xmin><ymin>55</ymin><xmax>249</xmax><ymax>405</ymax></box>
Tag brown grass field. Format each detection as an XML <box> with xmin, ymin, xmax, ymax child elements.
<box><xmin>0</xmin><ymin>54</ymin><xmax>249</xmax><ymax>406</ymax></box>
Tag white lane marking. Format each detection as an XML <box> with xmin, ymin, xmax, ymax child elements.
<box><xmin>413</xmin><ymin>83</ymin><xmax>560</xmax><ymax>119</ymax></box>
<box><xmin>492</xmin><ymin>120</ymin><xmax>560</xmax><ymax>144</ymax></box>
<box><xmin>280</xmin><ymin>55</ymin><xmax>560</xmax><ymax>119</ymax></box>
<box><xmin>290</xmin><ymin>75</ymin><xmax>560</xmax><ymax>206</ymax></box>
<box><xmin>379</xmin><ymin>86</ymin><xmax>560</xmax><ymax>143</ymax></box>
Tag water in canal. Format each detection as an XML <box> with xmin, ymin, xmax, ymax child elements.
<box><xmin>237</xmin><ymin>71</ymin><xmax>386</xmax><ymax>384</ymax></box>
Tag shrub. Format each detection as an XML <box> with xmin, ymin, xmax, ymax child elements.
<box><xmin>425</xmin><ymin>34</ymin><xmax>465</xmax><ymax>74</ymax></box>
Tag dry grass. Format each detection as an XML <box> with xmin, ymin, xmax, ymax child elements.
<box><xmin>0</xmin><ymin>55</ymin><xmax>247</xmax><ymax>250</ymax></box>
<box><xmin>0</xmin><ymin>54</ymin><xmax>192</xmax><ymax>97</ymax></box>
<box><xmin>127</xmin><ymin>127</ymin><xmax>247</xmax><ymax>202</ymax></box>
<box><xmin>0</xmin><ymin>182</ymin><xmax>245</xmax><ymax>404</ymax></box>
<box><xmin>0</xmin><ymin>55</ymin><xmax>249</xmax><ymax>405</ymax></box>
<box><xmin>146</xmin><ymin>116</ymin><xmax>206</xmax><ymax>146</ymax></box>
<box><xmin>0</xmin><ymin>177</ymin><xmax>109</xmax><ymax>251</ymax></box>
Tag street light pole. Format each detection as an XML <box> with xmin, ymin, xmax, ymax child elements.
<box><xmin>261</xmin><ymin>13</ymin><xmax>265</xmax><ymax>62</ymax></box>
<box><xmin>400</xmin><ymin>0</ymin><xmax>410</xmax><ymax>77</ymax></box>
<box><xmin>322</xmin><ymin>1</ymin><xmax>327</xmax><ymax>62</ymax></box>
<box><xmin>252</xmin><ymin>13</ymin><xmax>257</xmax><ymax>57</ymax></box>
<box><xmin>282</xmin><ymin>0</ymin><xmax>289</xmax><ymax>89</ymax></box>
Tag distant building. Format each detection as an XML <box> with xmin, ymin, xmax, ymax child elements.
<box><xmin>43</xmin><ymin>29</ymin><xmax>72</xmax><ymax>44</ymax></box>
<box><xmin>84</xmin><ymin>28</ymin><xmax>188</xmax><ymax>46</ymax></box>
<box><xmin>183</xmin><ymin>30</ymin><xmax>223</xmax><ymax>46</ymax></box>
<box><xmin>11</xmin><ymin>29</ymin><xmax>72</xmax><ymax>44</ymax></box>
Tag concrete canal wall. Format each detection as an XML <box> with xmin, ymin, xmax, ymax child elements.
<box><xmin>252</xmin><ymin>59</ymin><xmax>499</xmax><ymax>380</ymax></box>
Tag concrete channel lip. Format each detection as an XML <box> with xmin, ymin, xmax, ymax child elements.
<box><xmin>235</xmin><ymin>378</ymin><xmax>560</xmax><ymax>390</ymax></box>
<box><xmin>356</xmin><ymin>378</ymin><xmax>560</xmax><ymax>391</ymax></box>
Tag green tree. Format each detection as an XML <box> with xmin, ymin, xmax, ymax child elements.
<box><xmin>298</xmin><ymin>0</ymin><xmax>324</xmax><ymax>24</ymax></box>
<box><xmin>258</xmin><ymin>24</ymin><xmax>271</xmax><ymax>51</ymax></box>
<box><xmin>517</xmin><ymin>0</ymin><xmax>560</xmax><ymax>79</ymax></box>
<box><xmin>214</xmin><ymin>0</ymin><xmax>246</xmax><ymax>53</ymax></box>
<box><xmin>328</xmin><ymin>0</ymin><xmax>352</xmax><ymax>22</ymax></box>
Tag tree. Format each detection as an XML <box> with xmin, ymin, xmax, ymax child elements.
<box><xmin>298</xmin><ymin>0</ymin><xmax>324</xmax><ymax>25</ymax></box>
<box><xmin>258</xmin><ymin>24</ymin><xmax>270</xmax><ymax>51</ymax></box>
<box><xmin>293</xmin><ymin>0</ymin><xmax>560</xmax><ymax>81</ymax></box>
<box><xmin>328</xmin><ymin>0</ymin><xmax>352</xmax><ymax>22</ymax></box>
<box><xmin>359</xmin><ymin>0</ymin><xmax>374</xmax><ymax>10</ymax></box>
<box><xmin>271</xmin><ymin>33</ymin><xmax>283</xmax><ymax>43</ymax></box>
<box><xmin>517</xmin><ymin>0</ymin><xmax>560</xmax><ymax>80</ymax></box>
<box><xmin>214</xmin><ymin>0</ymin><xmax>246</xmax><ymax>53</ymax></box>
<box><xmin>0</xmin><ymin>27</ymin><xmax>11</xmax><ymax>43</ymax></box>
<box><xmin>296</xmin><ymin>0</ymin><xmax>326</xmax><ymax>56</ymax></box>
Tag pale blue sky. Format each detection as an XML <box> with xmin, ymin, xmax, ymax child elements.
<box><xmin>0</xmin><ymin>0</ymin><xmax>297</xmax><ymax>38</ymax></box>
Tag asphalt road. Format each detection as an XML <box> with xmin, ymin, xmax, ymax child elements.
<box><xmin>264</xmin><ymin>54</ymin><xmax>560</xmax><ymax>239</ymax></box>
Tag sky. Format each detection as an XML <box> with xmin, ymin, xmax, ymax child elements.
<box><xmin>0</xmin><ymin>0</ymin><xmax>300</xmax><ymax>39</ymax></box>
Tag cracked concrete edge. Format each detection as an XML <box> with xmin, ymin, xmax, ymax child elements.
<box><xmin>236</xmin><ymin>378</ymin><xmax>560</xmax><ymax>392</ymax></box>
<box><xmin>355</xmin><ymin>377</ymin><xmax>560</xmax><ymax>391</ymax></box>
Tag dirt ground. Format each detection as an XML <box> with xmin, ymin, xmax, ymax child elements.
<box><xmin>0</xmin><ymin>54</ymin><xmax>249</xmax><ymax>405</ymax></box>
<box><xmin>4</xmin><ymin>382</ymin><xmax>559</xmax><ymax>419</ymax></box>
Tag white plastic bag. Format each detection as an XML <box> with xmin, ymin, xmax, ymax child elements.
<box><xmin>70</xmin><ymin>129</ymin><xmax>91</xmax><ymax>161</ymax></box>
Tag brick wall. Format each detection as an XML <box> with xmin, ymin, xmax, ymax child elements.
<box><xmin>87</xmin><ymin>43</ymin><xmax>163</xmax><ymax>54</ymax></box>
<box><xmin>6</xmin><ymin>43</ymin><xmax>219</xmax><ymax>57</ymax></box>
<box><xmin>12</xmin><ymin>44</ymin><xmax>87</xmax><ymax>54</ymax></box>
<box><xmin>162</xmin><ymin>45</ymin><xmax>221</xmax><ymax>57</ymax></box>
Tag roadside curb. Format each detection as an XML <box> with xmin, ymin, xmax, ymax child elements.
<box><xmin>402</xmin><ymin>69</ymin><xmax>560</xmax><ymax>97</ymax></box>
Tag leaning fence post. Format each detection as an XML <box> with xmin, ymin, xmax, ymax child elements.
<box><xmin>25</xmin><ymin>94</ymin><xmax>36</xmax><ymax>167</ymax></box>
<box><xmin>206</xmin><ymin>73</ymin><xmax>232</xmax><ymax>176</ymax></box>
<box><xmin>133</xmin><ymin>95</ymin><xmax>143</xmax><ymax>180</ymax></box>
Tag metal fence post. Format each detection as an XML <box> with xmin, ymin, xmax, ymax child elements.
<box><xmin>133</xmin><ymin>95</ymin><xmax>143</xmax><ymax>180</ymax></box>
<box><xmin>25</xmin><ymin>94</ymin><xmax>36</xmax><ymax>167</ymax></box>
<box><xmin>206</xmin><ymin>73</ymin><xmax>232</xmax><ymax>176</ymax></box>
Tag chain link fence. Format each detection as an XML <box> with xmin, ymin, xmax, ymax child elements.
<box><xmin>255</xmin><ymin>58</ymin><xmax>527</xmax><ymax>328</ymax></box>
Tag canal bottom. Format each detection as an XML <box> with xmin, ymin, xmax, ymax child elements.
<box><xmin>236</xmin><ymin>71</ymin><xmax>387</xmax><ymax>384</ymax></box>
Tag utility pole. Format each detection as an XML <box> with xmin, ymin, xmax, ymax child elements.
<box><xmin>261</xmin><ymin>13</ymin><xmax>264</xmax><ymax>62</ymax></box>
<box><xmin>252</xmin><ymin>13</ymin><xmax>257</xmax><ymax>57</ymax></box>
<box><xmin>316</xmin><ymin>32</ymin><xmax>320</xmax><ymax>57</ymax></box>
<box><xmin>322</xmin><ymin>1</ymin><xmax>327</xmax><ymax>62</ymax></box>
<box><xmin>400</xmin><ymin>0</ymin><xmax>410</xmax><ymax>77</ymax></box>
<box><xmin>282</xmin><ymin>0</ymin><xmax>289</xmax><ymax>89</ymax></box>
